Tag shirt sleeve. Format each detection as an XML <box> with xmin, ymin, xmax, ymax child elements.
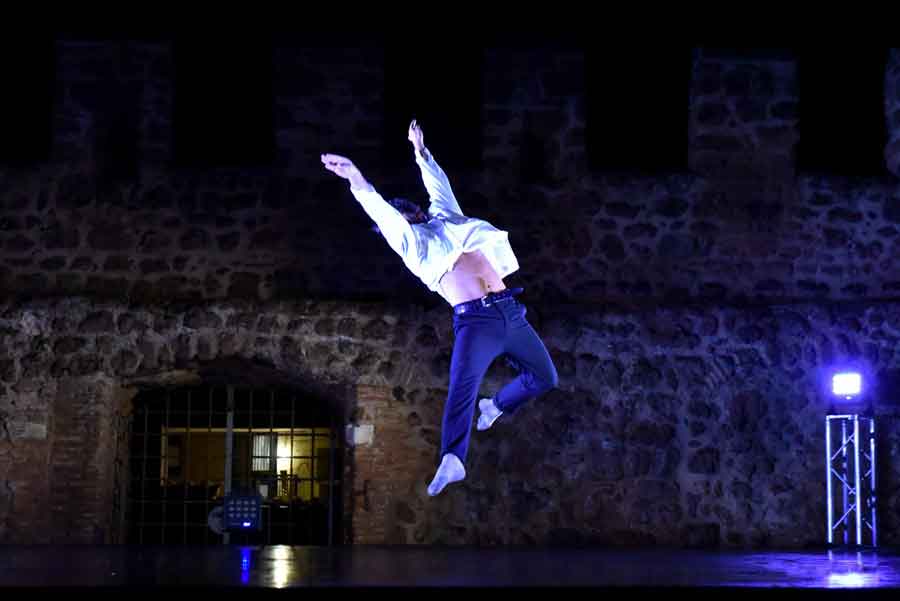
<box><xmin>351</xmin><ymin>184</ymin><xmax>417</xmax><ymax>260</ymax></box>
<box><xmin>416</xmin><ymin>147</ymin><xmax>464</xmax><ymax>218</ymax></box>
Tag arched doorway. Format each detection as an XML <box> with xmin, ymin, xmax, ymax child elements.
<box><xmin>125</xmin><ymin>382</ymin><xmax>342</xmax><ymax>545</ymax></box>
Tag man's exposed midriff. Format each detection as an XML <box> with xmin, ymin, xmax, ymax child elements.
<box><xmin>439</xmin><ymin>250</ymin><xmax>506</xmax><ymax>306</ymax></box>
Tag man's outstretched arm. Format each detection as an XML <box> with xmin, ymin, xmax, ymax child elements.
<box><xmin>408</xmin><ymin>119</ymin><xmax>464</xmax><ymax>217</ymax></box>
<box><xmin>321</xmin><ymin>153</ymin><xmax>416</xmax><ymax>258</ymax></box>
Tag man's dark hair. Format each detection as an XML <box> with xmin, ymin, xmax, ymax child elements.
<box><xmin>371</xmin><ymin>197</ymin><xmax>425</xmax><ymax>233</ymax></box>
<box><xmin>387</xmin><ymin>197</ymin><xmax>421</xmax><ymax>214</ymax></box>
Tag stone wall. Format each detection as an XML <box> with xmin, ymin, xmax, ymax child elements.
<box><xmin>2</xmin><ymin>41</ymin><xmax>900</xmax><ymax>548</ymax></box>
<box><xmin>2</xmin><ymin>44</ymin><xmax>899</xmax><ymax>308</ymax></box>
<box><xmin>1</xmin><ymin>297</ymin><xmax>899</xmax><ymax>546</ymax></box>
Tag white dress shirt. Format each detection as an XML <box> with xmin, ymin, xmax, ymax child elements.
<box><xmin>350</xmin><ymin>148</ymin><xmax>519</xmax><ymax>304</ymax></box>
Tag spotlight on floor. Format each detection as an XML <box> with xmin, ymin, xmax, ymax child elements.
<box><xmin>831</xmin><ymin>371</ymin><xmax>862</xmax><ymax>400</ymax></box>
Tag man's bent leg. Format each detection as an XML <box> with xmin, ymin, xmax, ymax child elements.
<box><xmin>491</xmin><ymin>302</ymin><xmax>558</xmax><ymax>415</ymax></box>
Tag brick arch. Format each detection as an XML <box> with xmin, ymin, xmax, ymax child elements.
<box><xmin>121</xmin><ymin>365</ymin><xmax>352</xmax><ymax>546</ymax></box>
<box><xmin>0</xmin><ymin>297</ymin><xmax>426</xmax><ymax>545</ymax></box>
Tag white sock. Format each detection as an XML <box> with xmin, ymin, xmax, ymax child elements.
<box><xmin>427</xmin><ymin>453</ymin><xmax>466</xmax><ymax>497</ymax></box>
<box><xmin>476</xmin><ymin>397</ymin><xmax>503</xmax><ymax>431</ymax></box>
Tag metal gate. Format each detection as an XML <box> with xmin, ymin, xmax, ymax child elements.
<box><xmin>125</xmin><ymin>384</ymin><xmax>341</xmax><ymax>545</ymax></box>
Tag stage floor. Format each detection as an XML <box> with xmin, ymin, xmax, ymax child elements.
<box><xmin>1</xmin><ymin>546</ymin><xmax>899</xmax><ymax>592</ymax></box>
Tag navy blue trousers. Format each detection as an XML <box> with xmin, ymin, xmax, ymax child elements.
<box><xmin>441</xmin><ymin>294</ymin><xmax>558</xmax><ymax>464</ymax></box>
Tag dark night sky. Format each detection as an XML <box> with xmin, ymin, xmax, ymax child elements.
<box><xmin>0</xmin><ymin>37</ymin><xmax>893</xmax><ymax>175</ymax></box>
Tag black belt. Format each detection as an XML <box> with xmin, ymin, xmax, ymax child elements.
<box><xmin>453</xmin><ymin>288</ymin><xmax>524</xmax><ymax>315</ymax></box>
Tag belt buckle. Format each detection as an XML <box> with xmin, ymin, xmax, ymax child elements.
<box><xmin>480</xmin><ymin>295</ymin><xmax>491</xmax><ymax>308</ymax></box>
